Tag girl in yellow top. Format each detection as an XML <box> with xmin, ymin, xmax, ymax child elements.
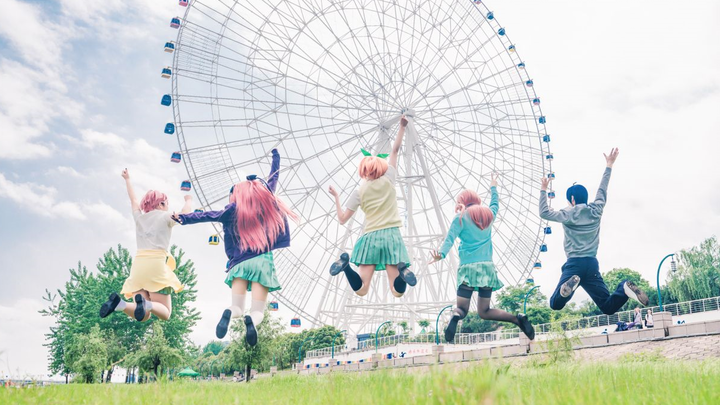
<box><xmin>98</xmin><ymin>169</ymin><xmax>192</xmax><ymax>322</ymax></box>
<box><xmin>328</xmin><ymin>116</ymin><xmax>416</xmax><ymax>297</ymax></box>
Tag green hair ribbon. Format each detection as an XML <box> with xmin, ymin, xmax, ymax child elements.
<box><xmin>360</xmin><ymin>149</ymin><xmax>389</xmax><ymax>159</ymax></box>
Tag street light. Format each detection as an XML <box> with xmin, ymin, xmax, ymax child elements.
<box><xmin>656</xmin><ymin>253</ymin><xmax>676</xmax><ymax>311</ymax></box>
<box><xmin>375</xmin><ymin>321</ymin><xmax>391</xmax><ymax>354</ymax></box>
<box><xmin>298</xmin><ymin>335</ymin><xmax>313</xmax><ymax>364</ymax></box>
<box><xmin>435</xmin><ymin>305</ymin><xmax>453</xmax><ymax>345</ymax></box>
<box><xmin>524</xmin><ymin>285</ymin><xmax>541</xmax><ymax>314</ymax></box>
<box><xmin>331</xmin><ymin>330</ymin><xmax>347</xmax><ymax>359</ymax></box>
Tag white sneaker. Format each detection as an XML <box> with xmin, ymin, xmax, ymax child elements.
<box><xmin>623</xmin><ymin>281</ymin><xmax>649</xmax><ymax>306</ymax></box>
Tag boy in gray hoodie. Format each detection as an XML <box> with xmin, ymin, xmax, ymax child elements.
<box><xmin>539</xmin><ymin>148</ymin><xmax>649</xmax><ymax>314</ymax></box>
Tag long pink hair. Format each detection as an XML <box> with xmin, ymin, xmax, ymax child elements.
<box><xmin>358</xmin><ymin>156</ymin><xmax>389</xmax><ymax>180</ymax></box>
<box><xmin>229</xmin><ymin>180</ymin><xmax>299</xmax><ymax>253</ymax></box>
<box><xmin>140</xmin><ymin>190</ymin><xmax>167</xmax><ymax>213</ymax></box>
<box><xmin>455</xmin><ymin>190</ymin><xmax>494</xmax><ymax>230</ymax></box>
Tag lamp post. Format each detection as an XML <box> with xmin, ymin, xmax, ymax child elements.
<box><xmin>298</xmin><ymin>335</ymin><xmax>313</xmax><ymax>364</ymax></box>
<box><xmin>375</xmin><ymin>321</ymin><xmax>391</xmax><ymax>354</ymax></box>
<box><xmin>435</xmin><ymin>305</ymin><xmax>453</xmax><ymax>345</ymax></box>
<box><xmin>656</xmin><ymin>253</ymin><xmax>676</xmax><ymax>311</ymax></box>
<box><xmin>331</xmin><ymin>330</ymin><xmax>347</xmax><ymax>359</ymax></box>
<box><xmin>524</xmin><ymin>285</ymin><xmax>541</xmax><ymax>314</ymax></box>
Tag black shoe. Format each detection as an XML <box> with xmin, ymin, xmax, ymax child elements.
<box><xmin>623</xmin><ymin>281</ymin><xmax>649</xmax><ymax>306</ymax></box>
<box><xmin>517</xmin><ymin>313</ymin><xmax>535</xmax><ymax>340</ymax></box>
<box><xmin>134</xmin><ymin>294</ymin><xmax>146</xmax><ymax>322</ymax></box>
<box><xmin>560</xmin><ymin>275</ymin><xmax>581</xmax><ymax>298</ymax></box>
<box><xmin>244</xmin><ymin>315</ymin><xmax>258</xmax><ymax>346</ymax></box>
<box><xmin>330</xmin><ymin>253</ymin><xmax>350</xmax><ymax>276</ymax></box>
<box><xmin>216</xmin><ymin>309</ymin><xmax>232</xmax><ymax>339</ymax></box>
<box><xmin>444</xmin><ymin>315</ymin><xmax>460</xmax><ymax>343</ymax></box>
<box><xmin>397</xmin><ymin>262</ymin><xmax>417</xmax><ymax>287</ymax></box>
<box><xmin>100</xmin><ymin>292</ymin><xmax>121</xmax><ymax>318</ymax></box>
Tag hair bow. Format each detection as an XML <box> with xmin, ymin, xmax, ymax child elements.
<box><xmin>360</xmin><ymin>148</ymin><xmax>389</xmax><ymax>159</ymax></box>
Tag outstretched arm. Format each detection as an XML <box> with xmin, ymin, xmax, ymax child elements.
<box><xmin>328</xmin><ymin>186</ymin><xmax>355</xmax><ymax>225</ymax></box>
<box><xmin>430</xmin><ymin>217</ymin><xmax>462</xmax><ymax>264</ymax></box>
<box><xmin>172</xmin><ymin>207</ymin><xmax>228</xmax><ymax>225</ymax></box>
<box><xmin>593</xmin><ymin>148</ymin><xmax>618</xmax><ymax>208</ymax></box>
<box><xmin>539</xmin><ymin>177</ymin><xmax>571</xmax><ymax>223</ymax></box>
<box><xmin>266</xmin><ymin>148</ymin><xmax>280</xmax><ymax>193</ymax></box>
<box><xmin>121</xmin><ymin>169</ymin><xmax>140</xmax><ymax>212</ymax></box>
<box><xmin>388</xmin><ymin>116</ymin><xmax>408</xmax><ymax>169</ymax></box>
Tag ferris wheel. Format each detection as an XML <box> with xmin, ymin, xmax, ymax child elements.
<box><xmin>162</xmin><ymin>0</ymin><xmax>553</xmax><ymax>334</ymax></box>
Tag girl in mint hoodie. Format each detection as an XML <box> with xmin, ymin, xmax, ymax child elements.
<box><xmin>431</xmin><ymin>174</ymin><xmax>535</xmax><ymax>342</ymax></box>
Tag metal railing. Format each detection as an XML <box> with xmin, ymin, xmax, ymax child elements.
<box><xmin>305</xmin><ymin>296</ymin><xmax>720</xmax><ymax>359</ymax></box>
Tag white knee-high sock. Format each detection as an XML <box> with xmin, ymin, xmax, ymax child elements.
<box><xmin>115</xmin><ymin>300</ymin><xmax>127</xmax><ymax>312</ymax></box>
<box><xmin>249</xmin><ymin>300</ymin><xmax>266</xmax><ymax>326</ymax></box>
<box><xmin>229</xmin><ymin>293</ymin><xmax>246</xmax><ymax>319</ymax></box>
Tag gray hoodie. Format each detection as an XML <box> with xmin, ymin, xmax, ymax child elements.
<box><xmin>539</xmin><ymin>167</ymin><xmax>612</xmax><ymax>258</ymax></box>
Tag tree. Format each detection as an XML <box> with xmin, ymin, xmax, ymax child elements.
<box><xmin>667</xmin><ymin>237</ymin><xmax>720</xmax><ymax>302</ymax></box>
<box><xmin>227</xmin><ymin>312</ymin><xmax>286</xmax><ymax>378</ymax></box>
<box><xmin>130</xmin><ymin>323</ymin><xmax>183</xmax><ymax>378</ymax></box>
<box><xmin>65</xmin><ymin>325</ymin><xmax>108</xmax><ymax>383</ymax></box>
<box><xmin>41</xmin><ymin>245</ymin><xmax>200</xmax><ymax>382</ymax></box>
<box><xmin>496</xmin><ymin>285</ymin><xmax>547</xmax><ymax>314</ymax></box>
<box><xmin>602</xmin><ymin>268</ymin><xmax>655</xmax><ymax>312</ymax></box>
<box><xmin>459</xmin><ymin>313</ymin><xmax>500</xmax><ymax>333</ymax></box>
<box><xmin>418</xmin><ymin>319</ymin><xmax>430</xmax><ymax>333</ymax></box>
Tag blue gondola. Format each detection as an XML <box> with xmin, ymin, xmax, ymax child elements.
<box><xmin>269</xmin><ymin>301</ymin><xmax>279</xmax><ymax>311</ymax></box>
<box><xmin>540</xmin><ymin>244</ymin><xmax>548</xmax><ymax>252</ymax></box>
<box><xmin>548</xmin><ymin>190</ymin><xmax>556</xmax><ymax>199</ymax></box>
<box><xmin>533</xmin><ymin>98</ymin><xmax>541</xmax><ymax>106</ymax></box>
<box><xmin>542</xmin><ymin>134</ymin><xmax>551</xmax><ymax>143</ymax></box>
<box><xmin>487</xmin><ymin>12</ymin><xmax>494</xmax><ymax>20</ymax></box>
<box><xmin>547</xmin><ymin>172</ymin><xmax>555</xmax><ymax>179</ymax></box>
<box><xmin>161</xmin><ymin>94</ymin><xmax>172</xmax><ymax>106</ymax></box>
<box><xmin>170</xmin><ymin>17</ymin><xmax>181</xmax><ymax>28</ymax></box>
<box><xmin>525</xmin><ymin>79</ymin><xmax>533</xmax><ymax>87</ymax></box>
<box><xmin>179</xmin><ymin>0</ymin><xmax>189</xmax><ymax>6</ymax></box>
<box><xmin>539</xmin><ymin>116</ymin><xmax>546</xmax><ymax>124</ymax></box>
<box><xmin>161</xmin><ymin>66</ymin><xmax>172</xmax><ymax>79</ymax></box>
<box><xmin>533</xmin><ymin>261</ymin><xmax>542</xmax><ymax>270</ymax></box>
<box><xmin>518</xmin><ymin>62</ymin><xmax>525</xmax><ymax>70</ymax></box>
<box><xmin>546</xmin><ymin>153</ymin><xmax>553</xmax><ymax>161</ymax></box>
<box><xmin>291</xmin><ymin>318</ymin><xmax>301</xmax><ymax>328</ymax></box>
<box><xmin>544</xmin><ymin>227</ymin><xmax>552</xmax><ymax>235</ymax></box>
<box><xmin>165</xmin><ymin>123</ymin><xmax>175</xmax><ymax>134</ymax></box>
<box><xmin>171</xmin><ymin>152</ymin><xmax>182</xmax><ymax>163</ymax></box>
<box><xmin>526</xmin><ymin>278</ymin><xmax>535</xmax><ymax>284</ymax></box>
<box><xmin>208</xmin><ymin>235</ymin><xmax>220</xmax><ymax>245</ymax></box>
<box><xmin>194</xmin><ymin>209</ymin><xmax>204</xmax><ymax>213</ymax></box>
<box><xmin>181</xmin><ymin>180</ymin><xmax>191</xmax><ymax>191</ymax></box>
<box><xmin>508</xmin><ymin>45</ymin><xmax>516</xmax><ymax>52</ymax></box>
<box><xmin>497</xmin><ymin>28</ymin><xmax>505</xmax><ymax>36</ymax></box>
<box><xmin>164</xmin><ymin>41</ymin><xmax>176</xmax><ymax>53</ymax></box>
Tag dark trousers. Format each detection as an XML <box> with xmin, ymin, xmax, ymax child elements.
<box><xmin>549</xmin><ymin>257</ymin><xmax>628</xmax><ymax>315</ymax></box>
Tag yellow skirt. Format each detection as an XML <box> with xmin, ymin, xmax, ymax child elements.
<box><xmin>120</xmin><ymin>249</ymin><xmax>184</xmax><ymax>299</ymax></box>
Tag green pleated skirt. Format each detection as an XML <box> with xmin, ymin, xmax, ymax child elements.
<box><xmin>350</xmin><ymin>227</ymin><xmax>411</xmax><ymax>271</ymax></box>
<box><xmin>225</xmin><ymin>251</ymin><xmax>281</xmax><ymax>292</ymax></box>
<box><xmin>458</xmin><ymin>261</ymin><xmax>504</xmax><ymax>291</ymax></box>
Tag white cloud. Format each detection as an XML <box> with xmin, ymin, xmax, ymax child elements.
<box><xmin>52</xmin><ymin>166</ymin><xmax>85</xmax><ymax>178</ymax></box>
<box><xmin>0</xmin><ymin>299</ymin><xmax>57</xmax><ymax>380</ymax></box>
<box><xmin>79</xmin><ymin>129</ymin><xmax>127</xmax><ymax>150</ymax></box>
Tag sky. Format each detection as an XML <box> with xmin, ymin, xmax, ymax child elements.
<box><xmin>1</xmin><ymin>0</ymin><xmax>719</xmax><ymax>379</ymax></box>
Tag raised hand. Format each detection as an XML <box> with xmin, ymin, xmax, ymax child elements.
<box><xmin>429</xmin><ymin>250</ymin><xmax>443</xmax><ymax>265</ymax></box>
<box><xmin>328</xmin><ymin>185</ymin><xmax>339</xmax><ymax>199</ymax></box>
<box><xmin>400</xmin><ymin>116</ymin><xmax>408</xmax><ymax>128</ymax></box>
<box><xmin>490</xmin><ymin>172</ymin><xmax>498</xmax><ymax>188</ymax></box>
<box><xmin>121</xmin><ymin>168</ymin><xmax>130</xmax><ymax>180</ymax></box>
<box><xmin>541</xmin><ymin>177</ymin><xmax>550</xmax><ymax>191</ymax></box>
<box><xmin>184</xmin><ymin>195</ymin><xmax>193</xmax><ymax>202</ymax></box>
<box><xmin>604</xmin><ymin>147</ymin><xmax>619</xmax><ymax>168</ymax></box>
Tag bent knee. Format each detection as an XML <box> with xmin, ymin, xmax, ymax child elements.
<box><xmin>549</xmin><ymin>301</ymin><xmax>565</xmax><ymax>311</ymax></box>
<box><xmin>392</xmin><ymin>290</ymin><xmax>404</xmax><ymax>298</ymax></box>
<box><xmin>355</xmin><ymin>289</ymin><xmax>369</xmax><ymax>297</ymax></box>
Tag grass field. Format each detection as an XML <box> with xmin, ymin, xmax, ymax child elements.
<box><xmin>2</xmin><ymin>360</ymin><xmax>719</xmax><ymax>404</ymax></box>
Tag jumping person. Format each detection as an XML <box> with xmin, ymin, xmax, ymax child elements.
<box><xmin>99</xmin><ymin>169</ymin><xmax>192</xmax><ymax>322</ymax></box>
<box><xmin>540</xmin><ymin>148</ymin><xmax>649</xmax><ymax>315</ymax></box>
<box><xmin>328</xmin><ymin>116</ymin><xmax>417</xmax><ymax>298</ymax></box>
<box><xmin>172</xmin><ymin>149</ymin><xmax>298</xmax><ymax>345</ymax></box>
<box><xmin>430</xmin><ymin>174</ymin><xmax>535</xmax><ymax>342</ymax></box>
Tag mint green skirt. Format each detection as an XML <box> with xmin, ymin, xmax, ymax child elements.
<box><xmin>458</xmin><ymin>261</ymin><xmax>504</xmax><ymax>291</ymax></box>
<box><xmin>350</xmin><ymin>227</ymin><xmax>410</xmax><ymax>271</ymax></box>
<box><xmin>225</xmin><ymin>252</ymin><xmax>281</xmax><ymax>292</ymax></box>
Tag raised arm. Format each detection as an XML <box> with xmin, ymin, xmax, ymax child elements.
<box><xmin>180</xmin><ymin>195</ymin><xmax>193</xmax><ymax>214</ymax></box>
<box><xmin>592</xmin><ymin>148</ymin><xmax>618</xmax><ymax>208</ymax></box>
<box><xmin>121</xmin><ymin>169</ymin><xmax>140</xmax><ymax>212</ymax></box>
<box><xmin>328</xmin><ymin>186</ymin><xmax>355</xmax><ymax>225</ymax></box>
<box><xmin>539</xmin><ymin>177</ymin><xmax>571</xmax><ymax>223</ymax></box>
<box><xmin>489</xmin><ymin>173</ymin><xmax>499</xmax><ymax>217</ymax></box>
<box><xmin>266</xmin><ymin>148</ymin><xmax>280</xmax><ymax>193</ymax></box>
<box><xmin>388</xmin><ymin>116</ymin><xmax>408</xmax><ymax>169</ymax></box>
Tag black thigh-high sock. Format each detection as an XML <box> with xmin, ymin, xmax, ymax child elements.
<box><xmin>343</xmin><ymin>267</ymin><xmax>363</xmax><ymax>291</ymax></box>
<box><xmin>393</xmin><ymin>275</ymin><xmax>407</xmax><ymax>294</ymax></box>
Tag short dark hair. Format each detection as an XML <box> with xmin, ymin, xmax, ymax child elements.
<box><xmin>566</xmin><ymin>184</ymin><xmax>588</xmax><ymax>205</ymax></box>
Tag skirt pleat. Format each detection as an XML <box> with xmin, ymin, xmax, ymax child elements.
<box><xmin>350</xmin><ymin>227</ymin><xmax>410</xmax><ymax>271</ymax></box>
<box><xmin>457</xmin><ymin>261</ymin><xmax>504</xmax><ymax>291</ymax></box>
<box><xmin>225</xmin><ymin>251</ymin><xmax>281</xmax><ymax>292</ymax></box>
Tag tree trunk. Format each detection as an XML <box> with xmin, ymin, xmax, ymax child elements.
<box><xmin>65</xmin><ymin>374</ymin><xmax>69</xmax><ymax>384</ymax></box>
<box><xmin>106</xmin><ymin>367</ymin><xmax>114</xmax><ymax>383</ymax></box>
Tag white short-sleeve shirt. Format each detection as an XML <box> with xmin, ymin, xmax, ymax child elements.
<box><xmin>133</xmin><ymin>209</ymin><xmax>177</xmax><ymax>251</ymax></box>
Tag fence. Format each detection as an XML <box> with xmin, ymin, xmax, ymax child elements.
<box><xmin>305</xmin><ymin>296</ymin><xmax>720</xmax><ymax>359</ymax></box>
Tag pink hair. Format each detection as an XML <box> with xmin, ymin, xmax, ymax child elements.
<box><xmin>229</xmin><ymin>180</ymin><xmax>299</xmax><ymax>253</ymax></box>
<box><xmin>358</xmin><ymin>156</ymin><xmax>389</xmax><ymax>180</ymax></box>
<box><xmin>140</xmin><ymin>190</ymin><xmax>168</xmax><ymax>213</ymax></box>
<box><xmin>455</xmin><ymin>190</ymin><xmax>494</xmax><ymax>230</ymax></box>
